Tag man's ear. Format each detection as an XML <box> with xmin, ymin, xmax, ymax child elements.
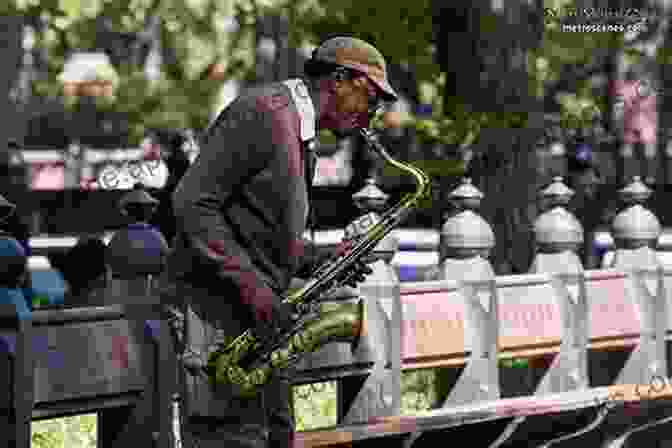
<box><xmin>329</xmin><ymin>78</ymin><xmax>340</xmax><ymax>93</ymax></box>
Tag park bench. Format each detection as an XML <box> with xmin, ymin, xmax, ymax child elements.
<box><xmin>295</xmin><ymin>384</ymin><xmax>672</xmax><ymax>447</ymax></box>
<box><xmin>4</xmin><ymin>266</ymin><xmax>672</xmax><ymax>448</ymax></box>
<box><xmin>3</xmin><ymin>175</ymin><xmax>672</xmax><ymax>447</ymax></box>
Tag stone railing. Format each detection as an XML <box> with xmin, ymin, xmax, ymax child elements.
<box><xmin>4</xmin><ymin>175</ymin><xmax>672</xmax><ymax>447</ymax></box>
<box><xmin>291</xmin><ymin>174</ymin><xmax>672</xmax><ymax>446</ymax></box>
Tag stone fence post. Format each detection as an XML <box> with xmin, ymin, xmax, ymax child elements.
<box><xmin>437</xmin><ymin>178</ymin><xmax>499</xmax><ymax>406</ymax></box>
<box><xmin>530</xmin><ymin>176</ymin><xmax>589</xmax><ymax>394</ymax></box>
<box><xmin>340</xmin><ymin>178</ymin><xmax>402</xmax><ymax>424</ymax></box>
<box><xmin>608</xmin><ymin>176</ymin><xmax>667</xmax><ymax>385</ymax></box>
<box><xmin>294</xmin><ymin>178</ymin><xmax>402</xmax><ymax>425</ymax></box>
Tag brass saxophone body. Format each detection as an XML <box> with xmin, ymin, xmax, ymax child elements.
<box><xmin>206</xmin><ymin>127</ymin><xmax>431</xmax><ymax>395</ymax></box>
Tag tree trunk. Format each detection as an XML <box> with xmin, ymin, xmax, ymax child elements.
<box><xmin>0</xmin><ymin>15</ymin><xmax>24</xmax><ymax>199</ymax></box>
<box><xmin>660</xmin><ymin>3</ymin><xmax>672</xmax><ymax>187</ymax></box>
<box><xmin>436</xmin><ymin>0</ymin><xmax>544</xmax><ymax>274</ymax></box>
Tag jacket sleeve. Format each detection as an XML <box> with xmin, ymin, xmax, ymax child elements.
<box><xmin>172</xmin><ymin>97</ymin><xmax>281</xmax><ymax>304</ymax></box>
<box><xmin>293</xmin><ymin>238</ymin><xmax>359</xmax><ymax>280</ymax></box>
<box><xmin>293</xmin><ymin>237</ymin><xmax>328</xmax><ymax>279</ymax></box>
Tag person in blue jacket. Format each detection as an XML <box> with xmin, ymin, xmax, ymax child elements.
<box><xmin>0</xmin><ymin>194</ymin><xmax>31</xmax><ymax>316</ymax></box>
<box><xmin>0</xmin><ymin>233</ymin><xmax>31</xmax><ymax>320</ymax></box>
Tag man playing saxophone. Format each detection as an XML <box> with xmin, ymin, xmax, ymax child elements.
<box><xmin>164</xmin><ymin>36</ymin><xmax>399</xmax><ymax>448</ymax></box>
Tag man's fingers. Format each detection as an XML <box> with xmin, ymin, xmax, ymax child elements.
<box><xmin>356</xmin><ymin>260</ymin><xmax>374</xmax><ymax>272</ymax></box>
<box><xmin>254</xmin><ymin>318</ymin><xmax>274</xmax><ymax>340</ymax></box>
<box><xmin>355</xmin><ymin>265</ymin><xmax>372</xmax><ymax>276</ymax></box>
<box><xmin>256</xmin><ymin>306</ymin><xmax>274</xmax><ymax>325</ymax></box>
<box><xmin>361</xmin><ymin>255</ymin><xmax>379</xmax><ymax>265</ymax></box>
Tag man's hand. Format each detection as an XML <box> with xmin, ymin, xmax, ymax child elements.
<box><xmin>240</xmin><ymin>285</ymin><xmax>295</xmax><ymax>339</ymax></box>
<box><xmin>315</xmin><ymin>239</ymin><xmax>377</xmax><ymax>288</ymax></box>
<box><xmin>340</xmin><ymin>259</ymin><xmax>374</xmax><ymax>288</ymax></box>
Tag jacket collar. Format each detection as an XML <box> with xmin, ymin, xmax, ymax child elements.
<box><xmin>282</xmin><ymin>78</ymin><xmax>317</xmax><ymax>142</ymax></box>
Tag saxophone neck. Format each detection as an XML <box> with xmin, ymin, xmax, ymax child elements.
<box><xmin>358</xmin><ymin>126</ymin><xmax>431</xmax><ymax>200</ymax></box>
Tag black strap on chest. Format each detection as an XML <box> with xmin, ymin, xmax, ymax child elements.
<box><xmin>304</xmin><ymin>139</ymin><xmax>317</xmax><ymax>230</ymax></box>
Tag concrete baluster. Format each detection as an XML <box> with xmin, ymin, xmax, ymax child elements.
<box><xmin>292</xmin><ymin>178</ymin><xmax>401</xmax><ymax>424</ymax></box>
<box><xmin>106</xmin><ymin>186</ymin><xmax>168</xmax><ymax>303</ymax></box>
<box><xmin>339</xmin><ymin>177</ymin><xmax>402</xmax><ymax>424</ymax></box>
<box><xmin>659</xmin><ymin>229</ymin><xmax>672</xmax><ymax>345</ymax></box>
<box><xmin>609</xmin><ymin>176</ymin><xmax>667</xmax><ymax>385</ymax></box>
<box><xmin>438</xmin><ymin>177</ymin><xmax>499</xmax><ymax>406</ymax></box>
<box><xmin>104</xmin><ymin>185</ymin><xmax>175</xmax><ymax>447</ymax></box>
<box><xmin>529</xmin><ymin>176</ymin><xmax>588</xmax><ymax>394</ymax></box>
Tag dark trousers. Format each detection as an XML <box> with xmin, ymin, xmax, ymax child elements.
<box><xmin>179</xmin><ymin>377</ymin><xmax>294</xmax><ymax>448</ymax></box>
<box><xmin>164</xmin><ymin>280</ymin><xmax>295</xmax><ymax>448</ymax></box>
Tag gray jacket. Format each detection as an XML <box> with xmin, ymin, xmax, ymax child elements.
<box><xmin>166</xmin><ymin>80</ymin><xmax>323</xmax><ymax>318</ymax></box>
<box><xmin>164</xmin><ymin>79</ymin><xmax>325</xmax><ymax>420</ymax></box>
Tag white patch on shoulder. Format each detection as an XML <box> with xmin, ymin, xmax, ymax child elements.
<box><xmin>283</xmin><ymin>79</ymin><xmax>316</xmax><ymax>141</ymax></box>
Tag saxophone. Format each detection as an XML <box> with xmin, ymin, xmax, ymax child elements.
<box><xmin>205</xmin><ymin>127</ymin><xmax>431</xmax><ymax>395</ymax></box>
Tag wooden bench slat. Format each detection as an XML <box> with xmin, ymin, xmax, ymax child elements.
<box><xmin>295</xmin><ymin>384</ymin><xmax>672</xmax><ymax>447</ymax></box>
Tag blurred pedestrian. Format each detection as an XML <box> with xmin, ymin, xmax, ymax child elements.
<box><xmin>0</xmin><ymin>209</ymin><xmax>30</xmax><ymax>256</ymax></box>
<box><xmin>146</xmin><ymin>129</ymin><xmax>191</xmax><ymax>243</ymax></box>
<box><xmin>566</xmin><ymin>138</ymin><xmax>620</xmax><ymax>269</ymax></box>
<box><xmin>0</xmin><ymin>191</ymin><xmax>30</xmax><ymax>317</ymax></box>
<box><xmin>612</xmin><ymin>76</ymin><xmax>659</xmax><ymax>186</ymax></box>
<box><xmin>0</xmin><ymin>236</ymin><xmax>31</xmax><ymax>320</ymax></box>
<box><xmin>0</xmin><ymin>193</ymin><xmax>35</xmax><ymax>303</ymax></box>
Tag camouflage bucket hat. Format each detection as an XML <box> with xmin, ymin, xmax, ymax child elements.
<box><xmin>313</xmin><ymin>36</ymin><xmax>399</xmax><ymax>102</ymax></box>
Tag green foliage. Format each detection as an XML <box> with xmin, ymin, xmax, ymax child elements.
<box><xmin>19</xmin><ymin>0</ymin><xmax>251</xmax><ymax>144</ymax></box>
<box><xmin>263</xmin><ymin>370</ymin><xmax>440</xmax><ymax>431</ymax></box>
<box><xmin>294</xmin><ymin>382</ymin><xmax>338</xmax><ymax>430</ymax></box>
<box><xmin>113</xmin><ymin>71</ymin><xmax>221</xmax><ymax>141</ymax></box>
<box><xmin>556</xmin><ymin>92</ymin><xmax>602</xmax><ymax>130</ymax></box>
<box><xmin>287</xmin><ymin>0</ymin><xmax>438</xmax><ymax>83</ymax></box>
<box><xmin>16</xmin><ymin>0</ymin><xmax>648</xmax><ymax>148</ymax></box>
<box><xmin>401</xmin><ymin>369</ymin><xmax>437</xmax><ymax>414</ymax></box>
<box><xmin>406</xmin><ymin>108</ymin><xmax>528</xmax><ymax>153</ymax></box>
<box><xmin>32</xmin><ymin>414</ymin><xmax>97</xmax><ymax>448</ymax></box>
<box><xmin>33</xmin><ymin>371</ymin><xmax>438</xmax><ymax>439</ymax></box>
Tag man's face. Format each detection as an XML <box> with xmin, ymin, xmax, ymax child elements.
<box><xmin>320</xmin><ymin>73</ymin><xmax>383</xmax><ymax>137</ymax></box>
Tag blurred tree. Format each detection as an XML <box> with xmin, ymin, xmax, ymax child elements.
<box><xmin>5</xmin><ymin>0</ymin><xmax>255</xmax><ymax>145</ymax></box>
<box><xmin>0</xmin><ymin>14</ymin><xmax>24</xmax><ymax>151</ymax></box>
<box><xmin>0</xmin><ymin>0</ymin><xmax>665</xmax><ymax>144</ymax></box>
<box><xmin>2</xmin><ymin>0</ymin><xmax>668</xmax><ymax>201</ymax></box>
<box><xmin>432</xmin><ymin>0</ymin><xmax>669</xmax><ymax>273</ymax></box>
